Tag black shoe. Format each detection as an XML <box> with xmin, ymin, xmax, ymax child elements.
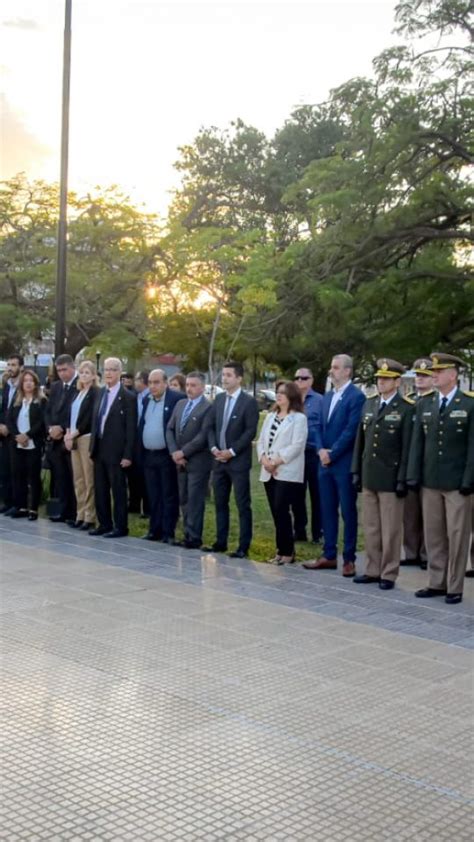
<box><xmin>445</xmin><ymin>593</ymin><xmax>463</xmax><ymax>605</ymax></box>
<box><xmin>2</xmin><ymin>507</ymin><xmax>16</xmax><ymax>516</ymax></box>
<box><xmin>379</xmin><ymin>579</ymin><xmax>395</xmax><ymax>590</ymax></box>
<box><xmin>69</xmin><ymin>520</ymin><xmax>84</xmax><ymax>529</ymax></box>
<box><xmin>78</xmin><ymin>521</ymin><xmax>95</xmax><ymax>531</ymax></box>
<box><xmin>294</xmin><ymin>532</ymin><xmax>308</xmax><ymax>542</ymax></box>
<box><xmin>353</xmin><ymin>574</ymin><xmax>380</xmax><ymax>584</ymax></box>
<box><xmin>88</xmin><ymin>526</ymin><xmax>111</xmax><ymax>536</ymax></box>
<box><xmin>400</xmin><ymin>557</ymin><xmax>421</xmax><ymax>566</ymax></box>
<box><xmin>65</xmin><ymin>519</ymin><xmax>76</xmax><ymax>527</ymax></box>
<box><xmin>28</xmin><ymin>512</ymin><xmax>38</xmax><ymax>521</ymax></box>
<box><xmin>183</xmin><ymin>540</ymin><xmax>202</xmax><ymax>549</ymax></box>
<box><xmin>419</xmin><ymin>560</ymin><xmax>428</xmax><ymax>571</ymax></box>
<box><xmin>161</xmin><ymin>536</ymin><xmax>175</xmax><ymax>544</ymax></box>
<box><xmin>415</xmin><ymin>587</ymin><xmax>447</xmax><ymax>598</ymax></box>
<box><xmin>49</xmin><ymin>515</ymin><xmax>66</xmax><ymax>523</ymax></box>
<box><xmin>141</xmin><ymin>533</ymin><xmax>160</xmax><ymax>541</ymax></box>
<box><xmin>229</xmin><ymin>549</ymin><xmax>248</xmax><ymax>559</ymax></box>
<box><xmin>10</xmin><ymin>509</ymin><xmax>28</xmax><ymax>519</ymax></box>
<box><xmin>202</xmin><ymin>544</ymin><xmax>227</xmax><ymax>553</ymax></box>
<box><xmin>103</xmin><ymin>529</ymin><xmax>128</xmax><ymax>538</ymax></box>
<box><xmin>465</xmin><ymin>569</ymin><xmax>474</xmax><ymax>578</ymax></box>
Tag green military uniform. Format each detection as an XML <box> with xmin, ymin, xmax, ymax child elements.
<box><xmin>407</xmin><ymin>353</ymin><xmax>474</xmax><ymax>600</ymax></box>
<box><xmin>352</xmin><ymin>359</ymin><xmax>414</xmax><ymax>586</ymax></box>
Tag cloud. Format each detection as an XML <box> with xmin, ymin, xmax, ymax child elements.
<box><xmin>0</xmin><ymin>95</ymin><xmax>51</xmax><ymax>180</ymax></box>
<box><xmin>2</xmin><ymin>18</ymin><xmax>39</xmax><ymax>31</ymax></box>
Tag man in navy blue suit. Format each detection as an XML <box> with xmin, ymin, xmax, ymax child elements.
<box><xmin>304</xmin><ymin>354</ymin><xmax>365</xmax><ymax>577</ymax></box>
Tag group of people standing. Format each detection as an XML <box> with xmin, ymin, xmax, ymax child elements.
<box><xmin>0</xmin><ymin>351</ymin><xmax>472</xmax><ymax>604</ymax></box>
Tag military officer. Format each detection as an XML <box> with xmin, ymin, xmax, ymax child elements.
<box><xmin>401</xmin><ymin>358</ymin><xmax>434</xmax><ymax>571</ymax></box>
<box><xmin>407</xmin><ymin>353</ymin><xmax>474</xmax><ymax>604</ymax></box>
<box><xmin>351</xmin><ymin>359</ymin><xmax>414</xmax><ymax>590</ymax></box>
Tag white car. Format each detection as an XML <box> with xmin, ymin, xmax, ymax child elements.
<box><xmin>204</xmin><ymin>384</ymin><xmax>225</xmax><ymax>400</ymax></box>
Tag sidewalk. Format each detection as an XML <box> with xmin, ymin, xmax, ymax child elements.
<box><xmin>1</xmin><ymin>518</ymin><xmax>473</xmax><ymax>840</ymax></box>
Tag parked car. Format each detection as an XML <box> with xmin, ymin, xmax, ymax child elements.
<box><xmin>255</xmin><ymin>389</ymin><xmax>276</xmax><ymax>411</ymax></box>
<box><xmin>204</xmin><ymin>384</ymin><xmax>224</xmax><ymax>400</ymax></box>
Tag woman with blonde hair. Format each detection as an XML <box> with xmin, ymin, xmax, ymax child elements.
<box><xmin>64</xmin><ymin>360</ymin><xmax>100</xmax><ymax>530</ymax></box>
<box><xmin>7</xmin><ymin>370</ymin><xmax>46</xmax><ymax>520</ymax></box>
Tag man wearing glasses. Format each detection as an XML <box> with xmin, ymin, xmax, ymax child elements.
<box><xmin>291</xmin><ymin>368</ymin><xmax>323</xmax><ymax>543</ymax></box>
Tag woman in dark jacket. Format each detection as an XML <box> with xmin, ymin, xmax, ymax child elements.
<box><xmin>8</xmin><ymin>370</ymin><xmax>46</xmax><ymax>520</ymax></box>
<box><xmin>64</xmin><ymin>360</ymin><xmax>100</xmax><ymax>529</ymax></box>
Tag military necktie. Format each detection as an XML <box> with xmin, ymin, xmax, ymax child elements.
<box><xmin>439</xmin><ymin>396</ymin><xmax>448</xmax><ymax>415</ymax></box>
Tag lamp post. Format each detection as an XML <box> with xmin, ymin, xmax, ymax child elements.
<box><xmin>54</xmin><ymin>0</ymin><xmax>72</xmax><ymax>357</ymax></box>
<box><xmin>33</xmin><ymin>352</ymin><xmax>38</xmax><ymax>371</ymax></box>
<box><xmin>95</xmin><ymin>350</ymin><xmax>101</xmax><ymax>373</ymax></box>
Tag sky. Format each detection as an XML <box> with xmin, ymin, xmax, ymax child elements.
<box><xmin>1</xmin><ymin>0</ymin><xmax>399</xmax><ymax>214</ymax></box>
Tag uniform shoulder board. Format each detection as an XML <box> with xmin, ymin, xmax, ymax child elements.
<box><xmin>462</xmin><ymin>390</ymin><xmax>474</xmax><ymax>398</ymax></box>
<box><xmin>405</xmin><ymin>391</ymin><xmax>416</xmax><ymax>399</ymax></box>
<box><xmin>403</xmin><ymin>396</ymin><xmax>415</xmax><ymax>405</ymax></box>
<box><xmin>418</xmin><ymin>391</ymin><xmax>434</xmax><ymax>399</ymax></box>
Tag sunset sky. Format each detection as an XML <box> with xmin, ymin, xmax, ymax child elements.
<box><xmin>1</xmin><ymin>0</ymin><xmax>398</xmax><ymax>214</ymax></box>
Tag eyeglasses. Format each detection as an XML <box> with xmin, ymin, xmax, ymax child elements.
<box><xmin>294</xmin><ymin>376</ymin><xmax>310</xmax><ymax>381</ymax></box>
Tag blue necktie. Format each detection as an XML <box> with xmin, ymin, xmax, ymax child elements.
<box><xmin>439</xmin><ymin>396</ymin><xmax>448</xmax><ymax>415</ymax></box>
<box><xmin>180</xmin><ymin>400</ymin><xmax>193</xmax><ymax>431</ymax></box>
<box><xmin>97</xmin><ymin>390</ymin><xmax>109</xmax><ymax>436</ymax></box>
<box><xmin>219</xmin><ymin>396</ymin><xmax>233</xmax><ymax>450</ymax></box>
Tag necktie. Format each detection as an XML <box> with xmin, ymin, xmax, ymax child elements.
<box><xmin>97</xmin><ymin>390</ymin><xmax>110</xmax><ymax>436</ymax></box>
<box><xmin>219</xmin><ymin>396</ymin><xmax>233</xmax><ymax>450</ymax></box>
<box><xmin>439</xmin><ymin>396</ymin><xmax>448</xmax><ymax>415</ymax></box>
<box><xmin>377</xmin><ymin>400</ymin><xmax>386</xmax><ymax>417</ymax></box>
<box><xmin>180</xmin><ymin>400</ymin><xmax>193</xmax><ymax>431</ymax></box>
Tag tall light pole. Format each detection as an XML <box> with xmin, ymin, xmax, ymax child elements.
<box><xmin>55</xmin><ymin>0</ymin><xmax>72</xmax><ymax>357</ymax></box>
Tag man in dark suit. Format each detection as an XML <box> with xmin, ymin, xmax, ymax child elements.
<box><xmin>205</xmin><ymin>361</ymin><xmax>259</xmax><ymax>559</ymax></box>
<box><xmin>166</xmin><ymin>371</ymin><xmax>213</xmax><ymax>549</ymax></box>
<box><xmin>0</xmin><ymin>353</ymin><xmax>23</xmax><ymax>513</ymax></box>
<box><xmin>291</xmin><ymin>366</ymin><xmax>323</xmax><ymax>542</ymax></box>
<box><xmin>304</xmin><ymin>354</ymin><xmax>365</xmax><ymax>577</ymax></box>
<box><xmin>89</xmin><ymin>357</ymin><xmax>136</xmax><ymax>538</ymax></box>
<box><xmin>139</xmin><ymin>369</ymin><xmax>185</xmax><ymax>543</ymax></box>
<box><xmin>44</xmin><ymin>354</ymin><xmax>78</xmax><ymax>523</ymax></box>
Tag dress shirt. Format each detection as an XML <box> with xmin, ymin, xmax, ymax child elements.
<box><xmin>69</xmin><ymin>388</ymin><xmax>89</xmax><ymax>434</ymax></box>
<box><xmin>17</xmin><ymin>399</ymin><xmax>35</xmax><ymax>450</ymax></box>
<box><xmin>142</xmin><ymin>396</ymin><xmax>166</xmax><ymax>450</ymax></box>
<box><xmin>180</xmin><ymin>395</ymin><xmax>204</xmax><ymax>430</ymax></box>
<box><xmin>100</xmin><ymin>382</ymin><xmax>121</xmax><ymax>434</ymax></box>
<box><xmin>439</xmin><ymin>386</ymin><xmax>457</xmax><ymax>409</ymax></box>
<box><xmin>6</xmin><ymin>379</ymin><xmax>18</xmax><ymax>408</ymax></box>
<box><xmin>378</xmin><ymin>391</ymin><xmax>397</xmax><ymax>411</ymax></box>
<box><xmin>304</xmin><ymin>389</ymin><xmax>321</xmax><ymax>448</ymax></box>
<box><xmin>218</xmin><ymin>388</ymin><xmax>241</xmax><ymax>452</ymax></box>
<box><xmin>327</xmin><ymin>379</ymin><xmax>352</xmax><ymax>421</ymax></box>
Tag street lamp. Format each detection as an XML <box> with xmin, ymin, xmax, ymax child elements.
<box><xmin>33</xmin><ymin>352</ymin><xmax>38</xmax><ymax>371</ymax></box>
<box><xmin>54</xmin><ymin>0</ymin><xmax>72</xmax><ymax>357</ymax></box>
<box><xmin>95</xmin><ymin>350</ymin><xmax>101</xmax><ymax>372</ymax></box>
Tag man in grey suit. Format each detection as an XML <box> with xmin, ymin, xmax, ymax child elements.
<box><xmin>166</xmin><ymin>372</ymin><xmax>213</xmax><ymax>549</ymax></box>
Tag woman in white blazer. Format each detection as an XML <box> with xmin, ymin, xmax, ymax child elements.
<box><xmin>257</xmin><ymin>380</ymin><xmax>308</xmax><ymax>564</ymax></box>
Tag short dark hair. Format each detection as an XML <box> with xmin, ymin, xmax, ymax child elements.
<box><xmin>55</xmin><ymin>354</ymin><xmax>74</xmax><ymax>367</ymax></box>
<box><xmin>7</xmin><ymin>354</ymin><xmax>24</xmax><ymax>366</ymax></box>
<box><xmin>122</xmin><ymin>372</ymin><xmax>134</xmax><ymax>380</ymax></box>
<box><xmin>274</xmin><ymin>380</ymin><xmax>304</xmax><ymax>414</ymax></box>
<box><xmin>186</xmin><ymin>371</ymin><xmax>205</xmax><ymax>383</ymax></box>
<box><xmin>223</xmin><ymin>361</ymin><xmax>244</xmax><ymax>378</ymax></box>
<box><xmin>135</xmin><ymin>370</ymin><xmax>149</xmax><ymax>385</ymax></box>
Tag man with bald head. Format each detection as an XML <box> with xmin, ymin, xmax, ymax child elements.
<box><xmin>139</xmin><ymin>369</ymin><xmax>185</xmax><ymax>542</ymax></box>
<box><xmin>304</xmin><ymin>354</ymin><xmax>365</xmax><ymax>577</ymax></box>
<box><xmin>89</xmin><ymin>357</ymin><xmax>137</xmax><ymax>537</ymax></box>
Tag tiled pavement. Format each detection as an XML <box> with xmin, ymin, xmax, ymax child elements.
<box><xmin>0</xmin><ymin>519</ymin><xmax>473</xmax><ymax>841</ymax></box>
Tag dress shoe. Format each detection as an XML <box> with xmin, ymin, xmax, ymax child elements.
<box><xmin>465</xmin><ymin>569</ymin><xmax>474</xmax><ymax>578</ymax></box>
<box><xmin>415</xmin><ymin>587</ymin><xmax>447</xmax><ymax>598</ymax></box>
<box><xmin>160</xmin><ymin>536</ymin><xmax>175</xmax><ymax>544</ymax></box>
<box><xmin>202</xmin><ymin>544</ymin><xmax>227</xmax><ymax>553</ymax></box>
<box><xmin>65</xmin><ymin>519</ymin><xmax>77</xmax><ymax>527</ymax></box>
<box><xmin>10</xmin><ymin>509</ymin><xmax>28</xmax><ymax>518</ymax></box>
<box><xmin>174</xmin><ymin>539</ymin><xmax>202</xmax><ymax>549</ymax></box>
<box><xmin>294</xmin><ymin>532</ymin><xmax>308</xmax><ymax>542</ymax></box>
<box><xmin>303</xmin><ymin>557</ymin><xmax>337</xmax><ymax>571</ymax></box>
<box><xmin>28</xmin><ymin>512</ymin><xmax>38</xmax><ymax>521</ymax></box>
<box><xmin>342</xmin><ymin>562</ymin><xmax>356</xmax><ymax>578</ymax></box>
<box><xmin>69</xmin><ymin>520</ymin><xmax>84</xmax><ymax>529</ymax></box>
<box><xmin>353</xmin><ymin>574</ymin><xmax>380</xmax><ymax>584</ymax></box>
<box><xmin>2</xmin><ymin>507</ymin><xmax>16</xmax><ymax>516</ymax></box>
<box><xmin>88</xmin><ymin>526</ymin><xmax>111</xmax><ymax>536</ymax></box>
<box><xmin>419</xmin><ymin>561</ymin><xmax>428</xmax><ymax>570</ymax></box>
<box><xmin>49</xmin><ymin>515</ymin><xmax>66</xmax><ymax>523</ymax></box>
<box><xmin>400</xmin><ymin>557</ymin><xmax>421</xmax><ymax>566</ymax></box>
<box><xmin>268</xmin><ymin>555</ymin><xmax>283</xmax><ymax>564</ymax></box>
<box><xmin>229</xmin><ymin>550</ymin><xmax>248</xmax><ymax>559</ymax></box>
<box><xmin>78</xmin><ymin>521</ymin><xmax>94</xmax><ymax>531</ymax></box>
<box><xmin>379</xmin><ymin>579</ymin><xmax>395</xmax><ymax>590</ymax></box>
<box><xmin>103</xmin><ymin>529</ymin><xmax>128</xmax><ymax>538</ymax></box>
<box><xmin>445</xmin><ymin>593</ymin><xmax>463</xmax><ymax>605</ymax></box>
<box><xmin>141</xmin><ymin>532</ymin><xmax>160</xmax><ymax>541</ymax></box>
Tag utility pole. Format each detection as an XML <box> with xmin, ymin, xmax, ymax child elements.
<box><xmin>54</xmin><ymin>0</ymin><xmax>72</xmax><ymax>356</ymax></box>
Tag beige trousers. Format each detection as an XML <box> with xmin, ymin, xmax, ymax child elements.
<box><xmin>403</xmin><ymin>488</ymin><xmax>427</xmax><ymax>562</ymax></box>
<box><xmin>71</xmin><ymin>434</ymin><xmax>96</xmax><ymax>523</ymax></box>
<box><xmin>421</xmin><ymin>487</ymin><xmax>471</xmax><ymax>594</ymax></box>
<box><xmin>362</xmin><ymin>489</ymin><xmax>404</xmax><ymax>581</ymax></box>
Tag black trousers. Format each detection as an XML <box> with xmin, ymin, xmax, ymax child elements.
<box><xmin>144</xmin><ymin>449</ymin><xmax>180</xmax><ymax>540</ymax></box>
<box><xmin>178</xmin><ymin>467</ymin><xmax>211</xmax><ymax>543</ymax></box>
<box><xmin>94</xmin><ymin>451</ymin><xmax>128</xmax><ymax>533</ymax></box>
<box><xmin>212</xmin><ymin>464</ymin><xmax>252</xmax><ymax>553</ymax></box>
<box><xmin>126</xmin><ymin>463</ymin><xmax>149</xmax><ymax>515</ymax></box>
<box><xmin>48</xmin><ymin>440</ymin><xmax>76</xmax><ymax>520</ymax></box>
<box><xmin>265</xmin><ymin>477</ymin><xmax>301</xmax><ymax>556</ymax></box>
<box><xmin>11</xmin><ymin>447</ymin><xmax>43</xmax><ymax>512</ymax></box>
<box><xmin>0</xmin><ymin>437</ymin><xmax>14</xmax><ymax>507</ymax></box>
<box><xmin>291</xmin><ymin>447</ymin><xmax>322</xmax><ymax>541</ymax></box>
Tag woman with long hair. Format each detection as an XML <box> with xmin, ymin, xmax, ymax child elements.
<box><xmin>64</xmin><ymin>360</ymin><xmax>100</xmax><ymax>530</ymax></box>
<box><xmin>7</xmin><ymin>370</ymin><xmax>46</xmax><ymax>520</ymax></box>
<box><xmin>257</xmin><ymin>380</ymin><xmax>308</xmax><ymax>564</ymax></box>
